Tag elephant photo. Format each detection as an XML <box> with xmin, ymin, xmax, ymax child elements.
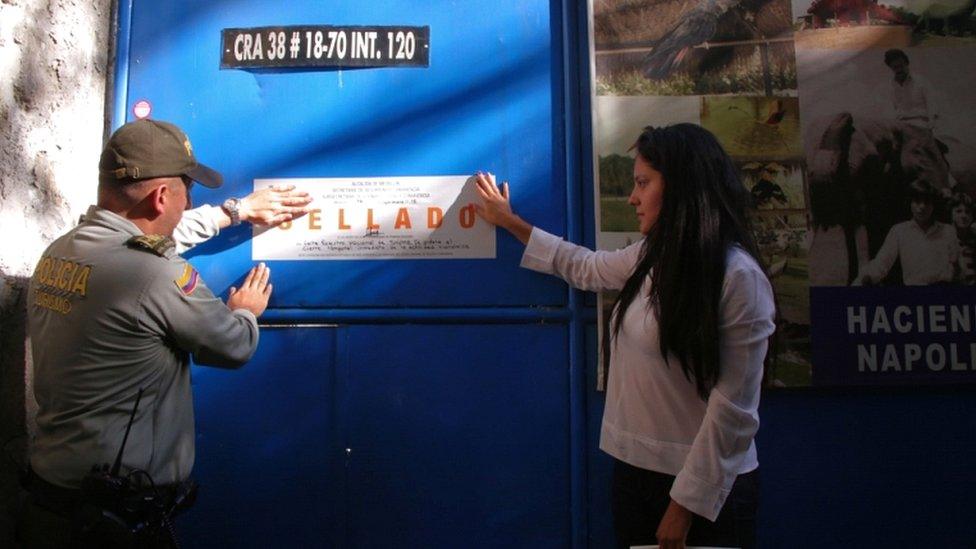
<box><xmin>807</xmin><ymin>112</ymin><xmax>976</xmax><ymax>286</ymax></box>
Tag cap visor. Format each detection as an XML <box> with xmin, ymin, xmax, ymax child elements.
<box><xmin>186</xmin><ymin>163</ymin><xmax>223</xmax><ymax>188</ymax></box>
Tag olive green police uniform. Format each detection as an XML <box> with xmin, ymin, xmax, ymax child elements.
<box><xmin>19</xmin><ymin>118</ymin><xmax>257</xmax><ymax>547</ymax></box>
<box><xmin>27</xmin><ymin>204</ymin><xmax>259</xmax><ymax>489</ymax></box>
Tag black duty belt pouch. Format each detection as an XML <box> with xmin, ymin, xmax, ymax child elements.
<box><xmin>21</xmin><ymin>467</ymin><xmax>198</xmax><ymax>548</ymax></box>
<box><xmin>81</xmin><ymin>470</ymin><xmax>199</xmax><ymax>547</ymax></box>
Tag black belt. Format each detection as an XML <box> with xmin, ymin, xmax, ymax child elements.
<box><xmin>22</xmin><ymin>468</ymin><xmax>86</xmax><ymax>515</ymax></box>
<box><xmin>23</xmin><ymin>467</ymin><xmax>197</xmax><ymax>547</ymax></box>
<box><xmin>24</xmin><ymin>467</ymin><xmax>190</xmax><ymax>517</ymax></box>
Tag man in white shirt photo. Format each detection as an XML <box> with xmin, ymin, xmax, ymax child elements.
<box><xmin>885</xmin><ymin>48</ymin><xmax>939</xmax><ymax>131</ymax></box>
<box><xmin>856</xmin><ymin>187</ymin><xmax>959</xmax><ymax>286</ymax></box>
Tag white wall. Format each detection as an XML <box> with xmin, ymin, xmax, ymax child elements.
<box><xmin>0</xmin><ymin>0</ymin><xmax>112</xmax><ymax>541</ymax></box>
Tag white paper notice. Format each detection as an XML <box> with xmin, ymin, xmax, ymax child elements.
<box><xmin>251</xmin><ymin>175</ymin><xmax>496</xmax><ymax>260</ymax></box>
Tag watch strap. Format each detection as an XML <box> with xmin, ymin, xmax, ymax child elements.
<box><xmin>223</xmin><ymin>198</ymin><xmax>241</xmax><ymax>226</ymax></box>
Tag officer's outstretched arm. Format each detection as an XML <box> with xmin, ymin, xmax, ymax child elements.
<box><xmin>172</xmin><ymin>185</ymin><xmax>312</xmax><ymax>254</ymax></box>
<box><xmin>234</xmin><ymin>185</ymin><xmax>313</xmax><ymax>227</ymax></box>
<box><xmin>142</xmin><ymin>259</ymin><xmax>263</xmax><ymax>369</ymax></box>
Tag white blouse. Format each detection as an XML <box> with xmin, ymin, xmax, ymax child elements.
<box><xmin>520</xmin><ymin>228</ymin><xmax>776</xmax><ymax>521</ymax></box>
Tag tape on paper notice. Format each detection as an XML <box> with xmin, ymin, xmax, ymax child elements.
<box><xmin>251</xmin><ymin>175</ymin><xmax>496</xmax><ymax>261</ymax></box>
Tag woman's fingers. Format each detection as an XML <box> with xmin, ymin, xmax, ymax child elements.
<box><xmin>486</xmin><ymin>173</ymin><xmax>500</xmax><ymax>196</ymax></box>
<box><xmin>475</xmin><ymin>172</ymin><xmax>510</xmax><ymax>204</ymax></box>
<box><xmin>476</xmin><ymin>172</ymin><xmax>502</xmax><ymax>197</ymax></box>
<box><xmin>475</xmin><ymin>173</ymin><xmax>492</xmax><ymax>196</ymax></box>
<box><xmin>475</xmin><ymin>176</ymin><xmax>491</xmax><ymax>199</ymax></box>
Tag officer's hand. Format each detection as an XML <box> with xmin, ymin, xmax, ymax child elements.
<box><xmin>240</xmin><ymin>185</ymin><xmax>313</xmax><ymax>227</ymax></box>
<box><xmin>227</xmin><ymin>263</ymin><xmax>272</xmax><ymax>317</ymax></box>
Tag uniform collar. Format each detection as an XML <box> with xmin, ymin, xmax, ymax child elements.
<box><xmin>81</xmin><ymin>205</ymin><xmax>145</xmax><ymax>238</ymax></box>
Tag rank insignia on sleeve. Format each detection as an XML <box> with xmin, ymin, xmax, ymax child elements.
<box><xmin>126</xmin><ymin>234</ymin><xmax>175</xmax><ymax>256</ymax></box>
<box><xmin>175</xmin><ymin>264</ymin><xmax>199</xmax><ymax>295</ymax></box>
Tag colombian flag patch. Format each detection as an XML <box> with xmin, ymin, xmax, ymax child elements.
<box><xmin>175</xmin><ymin>264</ymin><xmax>199</xmax><ymax>295</ymax></box>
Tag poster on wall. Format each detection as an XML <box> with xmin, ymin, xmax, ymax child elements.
<box><xmin>251</xmin><ymin>175</ymin><xmax>495</xmax><ymax>260</ymax></box>
<box><xmin>589</xmin><ymin>0</ymin><xmax>809</xmax><ymax>388</ymax></box>
<box><xmin>794</xmin><ymin>3</ymin><xmax>976</xmax><ymax>386</ymax></box>
<box><xmin>590</xmin><ymin>0</ymin><xmax>976</xmax><ymax>387</ymax></box>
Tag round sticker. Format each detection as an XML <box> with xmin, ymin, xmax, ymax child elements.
<box><xmin>132</xmin><ymin>100</ymin><xmax>152</xmax><ymax>119</ymax></box>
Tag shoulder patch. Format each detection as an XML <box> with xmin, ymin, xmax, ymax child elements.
<box><xmin>174</xmin><ymin>264</ymin><xmax>200</xmax><ymax>295</ymax></box>
<box><xmin>126</xmin><ymin>234</ymin><xmax>175</xmax><ymax>257</ymax></box>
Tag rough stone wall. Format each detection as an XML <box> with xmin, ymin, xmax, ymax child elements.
<box><xmin>0</xmin><ymin>0</ymin><xmax>112</xmax><ymax>542</ymax></box>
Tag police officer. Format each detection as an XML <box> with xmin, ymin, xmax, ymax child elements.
<box><xmin>20</xmin><ymin>119</ymin><xmax>296</xmax><ymax>547</ymax></box>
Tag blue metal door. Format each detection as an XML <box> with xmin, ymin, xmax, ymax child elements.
<box><xmin>115</xmin><ymin>1</ymin><xmax>592</xmax><ymax>546</ymax></box>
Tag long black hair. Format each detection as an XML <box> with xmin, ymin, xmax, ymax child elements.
<box><xmin>611</xmin><ymin>124</ymin><xmax>765</xmax><ymax>400</ymax></box>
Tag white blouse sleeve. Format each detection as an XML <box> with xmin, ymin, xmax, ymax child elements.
<box><xmin>173</xmin><ymin>205</ymin><xmax>223</xmax><ymax>254</ymax></box>
<box><xmin>519</xmin><ymin>227</ymin><xmax>643</xmax><ymax>292</ymax></box>
<box><xmin>670</xmin><ymin>253</ymin><xmax>776</xmax><ymax>521</ymax></box>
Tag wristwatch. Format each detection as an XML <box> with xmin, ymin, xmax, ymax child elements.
<box><xmin>222</xmin><ymin>197</ymin><xmax>242</xmax><ymax>226</ymax></box>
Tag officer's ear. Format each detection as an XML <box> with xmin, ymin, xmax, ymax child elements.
<box><xmin>146</xmin><ymin>183</ymin><xmax>168</xmax><ymax>218</ymax></box>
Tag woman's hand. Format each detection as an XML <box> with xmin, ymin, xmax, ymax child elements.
<box><xmin>656</xmin><ymin>499</ymin><xmax>693</xmax><ymax>549</ymax></box>
<box><xmin>473</xmin><ymin>172</ymin><xmax>532</xmax><ymax>244</ymax></box>
<box><xmin>473</xmin><ymin>172</ymin><xmax>514</xmax><ymax>226</ymax></box>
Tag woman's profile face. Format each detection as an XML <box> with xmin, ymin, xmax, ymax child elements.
<box><xmin>629</xmin><ymin>154</ymin><xmax>665</xmax><ymax>235</ymax></box>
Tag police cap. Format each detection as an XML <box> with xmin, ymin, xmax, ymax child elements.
<box><xmin>99</xmin><ymin>119</ymin><xmax>222</xmax><ymax>188</ymax></box>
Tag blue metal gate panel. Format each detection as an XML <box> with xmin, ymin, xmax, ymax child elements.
<box><xmin>183</xmin><ymin>327</ymin><xmax>340</xmax><ymax>547</ymax></box>
<box><xmin>121</xmin><ymin>0</ymin><xmax>565</xmax><ymax>308</ymax></box>
<box><xmin>341</xmin><ymin>324</ymin><xmax>570</xmax><ymax>547</ymax></box>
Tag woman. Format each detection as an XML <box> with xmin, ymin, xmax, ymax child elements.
<box><xmin>474</xmin><ymin>124</ymin><xmax>775</xmax><ymax>548</ymax></box>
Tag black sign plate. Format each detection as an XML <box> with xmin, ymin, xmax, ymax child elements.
<box><xmin>221</xmin><ymin>26</ymin><xmax>429</xmax><ymax>69</ymax></box>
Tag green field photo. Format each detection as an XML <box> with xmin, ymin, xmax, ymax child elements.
<box><xmin>599</xmin><ymin>154</ymin><xmax>637</xmax><ymax>232</ymax></box>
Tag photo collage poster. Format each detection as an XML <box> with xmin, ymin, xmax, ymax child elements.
<box><xmin>589</xmin><ymin>0</ymin><xmax>976</xmax><ymax>388</ymax></box>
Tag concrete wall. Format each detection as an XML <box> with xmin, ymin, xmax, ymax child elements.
<box><xmin>0</xmin><ymin>0</ymin><xmax>112</xmax><ymax>542</ymax></box>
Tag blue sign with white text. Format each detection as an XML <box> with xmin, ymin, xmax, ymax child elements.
<box><xmin>811</xmin><ymin>286</ymin><xmax>976</xmax><ymax>386</ymax></box>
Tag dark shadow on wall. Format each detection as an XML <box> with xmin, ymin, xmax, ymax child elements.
<box><xmin>0</xmin><ymin>274</ymin><xmax>29</xmax><ymax>547</ymax></box>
